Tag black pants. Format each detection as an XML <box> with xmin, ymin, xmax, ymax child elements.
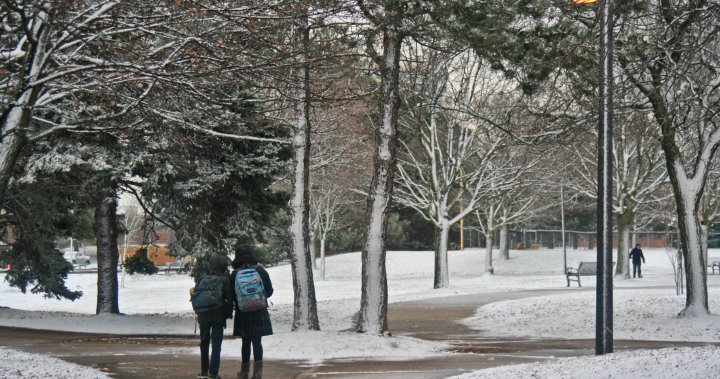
<box><xmin>241</xmin><ymin>336</ymin><xmax>263</xmax><ymax>362</ymax></box>
<box><xmin>200</xmin><ymin>322</ymin><xmax>224</xmax><ymax>375</ymax></box>
<box><xmin>633</xmin><ymin>263</ymin><xmax>642</xmax><ymax>278</ymax></box>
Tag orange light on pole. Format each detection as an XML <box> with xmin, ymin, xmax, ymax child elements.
<box><xmin>572</xmin><ymin>0</ymin><xmax>598</xmax><ymax>3</ymax></box>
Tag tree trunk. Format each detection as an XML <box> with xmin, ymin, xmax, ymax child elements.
<box><xmin>484</xmin><ymin>215</ymin><xmax>495</xmax><ymax>273</ymax></box>
<box><xmin>288</xmin><ymin>12</ymin><xmax>319</xmax><ymax>331</ymax></box>
<box><xmin>434</xmin><ymin>219</ymin><xmax>450</xmax><ymax>288</ymax></box>
<box><xmin>662</xmin><ymin>140</ymin><xmax>709</xmax><ymax>316</ymax></box>
<box><xmin>320</xmin><ymin>233</ymin><xmax>326</xmax><ymax>281</ymax></box>
<box><xmin>500</xmin><ymin>224</ymin><xmax>509</xmax><ymax>260</ymax></box>
<box><xmin>0</xmin><ymin>15</ymin><xmax>50</xmax><ymax>205</ymax></box>
<box><xmin>310</xmin><ymin>229</ymin><xmax>318</xmax><ymax>270</ymax></box>
<box><xmin>615</xmin><ymin>210</ymin><xmax>633</xmax><ymax>279</ymax></box>
<box><xmin>0</xmin><ymin>121</ymin><xmax>27</xmax><ymax>205</ymax></box>
<box><xmin>700</xmin><ymin>221</ymin><xmax>709</xmax><ymax>268</ymax></box>
<box><xmin>485</xmin><ymin>229</ymin><xmax>494</xmax><ymax>274</ymax></box>
<box><xmin>485</xmin><ymin>236</ymin><xmax>494</xmax><ymax>274</ymax></box>
<box><xmin>674</xmin><ymin>192</ymin><xmax>709</xmax><ymax>316</ymax></box>
<box><xmin>95</xmin><ymin>182</ymin><xmax>120</xmax><ymax>314</ymax></box>
<box><xmin>358</xmin><ymin>27</ymin><xmax>403</xmax><ymax>335</ymax></box>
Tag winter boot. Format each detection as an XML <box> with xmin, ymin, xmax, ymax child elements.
<box><xmin>252</xmin><ymin>361</ymin><xmax>263</xmax><ymax>379</ymax></box>
<box><xmin>236</xmin><ymin>362</ymin><xmax>250</xmax><ymax>379</ymax></box>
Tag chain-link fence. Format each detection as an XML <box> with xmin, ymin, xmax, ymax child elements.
<box><xmin>462</xmin><ymin>227</ymin><xmax>717</xmax><ymax>250</ymax></box>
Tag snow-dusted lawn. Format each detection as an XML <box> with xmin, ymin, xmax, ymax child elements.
<box><xmin>2</xmin><ymin>247</ymin><xmax>720</xmax><ymax>377</ymax></box>
<box><xmin>452</xmin><ymin>346</ymin><xmax>720</xmax><ymax>379</ymax></box>
<box><xmin>0</xmin><ymin>347</ymin><xmax>111</xmax><ymax>379</ymax></box>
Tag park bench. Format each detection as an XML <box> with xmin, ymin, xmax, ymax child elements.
<box><xmin>164</xmin><ymin>261</ymin><xmax>182</xmax><ymax>274</ymax></box>
<box><xmin>566</xmin><ymin>261</ymin><xmax>615</xmax><ymax>287</ymax></box>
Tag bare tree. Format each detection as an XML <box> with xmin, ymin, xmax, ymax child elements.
<box><xmin>569</xmin><ymin>110</ymin><xmax>668</xmax><ymax>279</ymax></box>
<box><xmin>617</xmin><ymin>0</ymin><xmax>720</xmax><ymax>316</ymax></box>
<box><xmin>395</xmin><ymin>47</ymin><xmax>530</xmax><ymax>286</ymax></box>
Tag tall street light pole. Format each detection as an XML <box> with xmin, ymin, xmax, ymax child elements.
<box><xmin>573</xmin><ymin>0</ymin><xmax>614</xmax><ymax>355</ymax></box>
<box><xmin>596</xmin><ymin>0</ymin><xmax>614</xmax><ymax>356</ymax></box>
<box><xmin>561</xmin><ymin>179</ymin><xmax>567</xmax><ymax>275</ymax></box>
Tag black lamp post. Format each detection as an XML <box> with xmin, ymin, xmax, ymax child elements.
<box><xmin>573</xmin><ymin>0</ymin><xmax>614</xmax><ymax>355</ymax></box>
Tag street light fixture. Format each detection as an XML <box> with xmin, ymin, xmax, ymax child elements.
<box><xmin>572</xmin><ymin>0</ymin><xmax>614</xmax><ymax>355</ymax></box>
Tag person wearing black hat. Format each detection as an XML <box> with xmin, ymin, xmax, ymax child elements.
<box><xmin>230</xmin><ymin>245</ymin><xmax>273</xmax><ymax>378</ymax></box>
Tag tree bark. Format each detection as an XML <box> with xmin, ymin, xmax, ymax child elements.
<box><xmin>289</xmin><ymin>11</ymin><xmax>319</xmax><ymax>331</ymax></box>
<box><xmin>0</xmin><ymin>121</ymin><xmax>27</xmax><ymax>205</ymax></box>
<box><xmin>659</xmin><ymin>120</ymin><xmax>709</xmax><ymax>316</ymax></box>
<box><xmin>433</xmin><ymin>219</ymin><xmax>450</xmax><ymax>288</ymax></box>
<box><xmin>310</xmin><ymin>229</ymin><xmax>318</xmax><ymax>270</ymax></box>
<box><xmin>320</xmin><ymin>234</ymin><xmax>326</xmax><ymax>281</ymax></box>
<box><xmin>485</xmin><ymin>217</ymin><xmax>495</xmax><ymax>274</ymax></box>
<box><xmin>95</xmin><ymin>181</ymin><xmax>120</xmax><ymax>314</ymax></box>
<box><xmin>0</xmin><ymin>11</ymin><xmax>50</xmax><ymax>205</ymax></box>
<box><xmin>485</xmin><ymin>233</ymin><xmax>494</xmax><ymax>274</ymax></box>
<box><xmin>500</xmin><ymin>224</ymin><xmax>510</xmax><ymax>260</ymax></box>
<box><xmin>615</xmin><ymin>210</ymin><xmax>633</xmax><ymax>279</ymax></box>
<box><xmin>358</xmin><ymin>25</ymin><xmax>403</xmax><ymax>335</ymax></box>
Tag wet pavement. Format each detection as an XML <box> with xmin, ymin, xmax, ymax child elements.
<box><xmin>1</xmin><ymin>288</ymin><xmax>715</xmax><ymax>378</ymax></box>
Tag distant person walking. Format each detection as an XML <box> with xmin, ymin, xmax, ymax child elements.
<box><xmin>190</xmin><ymin>253</ymin><xmax>233</xmax><ymax>379</ymax></box>
<box><xmin>231</xmin><ymin>245</ymin><xmax>273</xmax><ymax>378</ymax></box>
<box><xmin>629</xmin><ymin>243</ymin><xmax>646</xmax><ymax>278</ymax></box>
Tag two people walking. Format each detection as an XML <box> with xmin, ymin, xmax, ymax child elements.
<box><xmin>192</xmin><ymin>245</ymin><xmax>273</xmax><ymax>379</ymax></box>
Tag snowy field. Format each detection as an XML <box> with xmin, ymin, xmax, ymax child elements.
<box><xmin>2</xmin><ymin>247</ymin><xmax>720</xmax><ymax>378</ymax></box>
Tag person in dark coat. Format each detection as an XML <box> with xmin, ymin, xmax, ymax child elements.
<box><xmin>194</xmin><ymin>253</ymin><xmax>233</xmax><ymax>379</ymax></box>
<box><xmin>629</xmin><ymin>243</ymin><xmax>646</xmax><ymax>278</ymax></box>
<box><xmin>230</xmin><ymin>245</ymin><xmax>273</xmax><ymax>377</ymax></box>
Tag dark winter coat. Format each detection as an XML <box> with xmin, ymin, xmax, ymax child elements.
<box><xmin>195</xmin><ymin>274</ymin><xmax>233</xmax><ymax>327</ymax></box>
<box><xmin>230</xmin><ymin>265</ymin><xmax>274</xmax><ymax>338</ymax></box>
<box><xmin>195</xmin><ymin>254</ymin><xmax>233</xmax><ymax>327</ymax></box>
<box><xmin>629</xmin><ymin>247</ymin><xmax>645</xmax><ymax>265</ymax></box>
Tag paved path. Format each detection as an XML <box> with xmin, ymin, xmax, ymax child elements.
<box><xmin>1</xmin><ymin>288</ymin><xmax>712</xmax><ymax>378</ymax></box>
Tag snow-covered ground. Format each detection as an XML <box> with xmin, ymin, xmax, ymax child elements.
<box><xmin>1</xmin><ymin>247</ymin><xmax>719</xmax><ymax>378</ymax></box>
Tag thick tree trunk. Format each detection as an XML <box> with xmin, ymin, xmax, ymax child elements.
<box><xmin>433</xmin><ymin>219</ymin><xmax>450</xmax><ymax>288</ymax></box>
<box><xmin>615</xmin><ymin>210</ymin><xmax>633</xmax><ymax>279</ymax></box>
<box><xmin>0</xmin><ymin>15</ymin><xmax>50</xmax><ymax>205</ymax></box>
<box><xmin>289</xmin><ymin>13</ymin><xmax>319</xmax><ymax>331</ymax></box>
<box><xmin>0</xmin><ymin>121</ymin><xmax>26</xmax><ymax>204</ymax></box>
<box><xmin>662</xmin><ymin>140</ymin><xmax>709</xmax><ymax>316</ymax></box>
<box><xmin>358</xmin><ymin>27</ymin><xmax>403</xmax><ymax>335</ymax></box>
<box><xmin>95</xmin><ymin>182</ymin><xmax>120</xmax><ymax>314</ymax></box>
<box><xmin>674</xmin><ymin>193</ymin><xmax>709</xmax><ymax>316</ymax></box>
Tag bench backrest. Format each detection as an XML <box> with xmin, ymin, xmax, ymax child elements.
<box><xmin>577</xmin><ymin>262</ymin><xmax>598</xmax><ymax>275</ymax></box>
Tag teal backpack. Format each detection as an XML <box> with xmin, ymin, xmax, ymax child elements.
<box><xmin>234</xmin><ymin>267</ymin><xmax>267</xmax><ymax>312</ymax></box>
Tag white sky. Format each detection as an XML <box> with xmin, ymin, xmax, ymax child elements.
<box><xmin>1</xmin><ymin>247</ymin><xmax>719</xmax><ymax>377</ymax></box>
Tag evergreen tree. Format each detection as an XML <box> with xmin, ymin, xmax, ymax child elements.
<box><xmin>134</xmin><ymin>88</ymin><xmax>291</xmax><ymax>274</ymax></box>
